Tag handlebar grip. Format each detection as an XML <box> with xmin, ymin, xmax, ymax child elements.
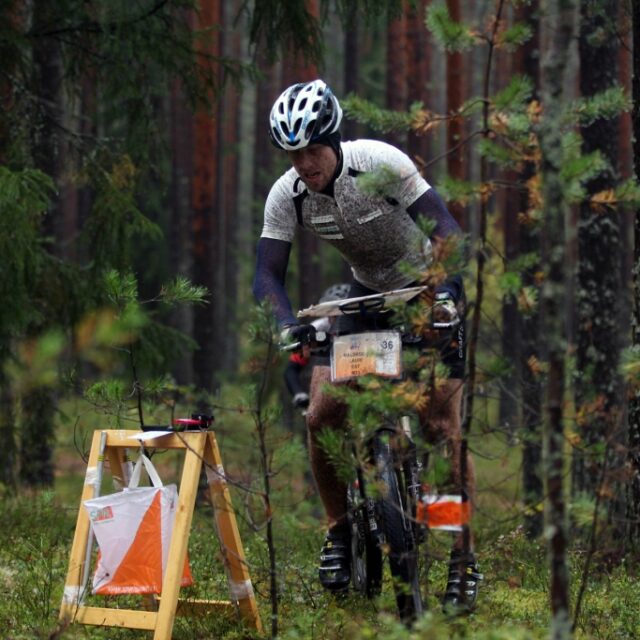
<box><xmin>281</xmin><ymin>341</ymin><xmax>302</xmax><ymax>352</ymax></box>
<box><xmin>431</xmin><ymin>318</ymin><xmax>461</xmax><ymax>330</ymax></box>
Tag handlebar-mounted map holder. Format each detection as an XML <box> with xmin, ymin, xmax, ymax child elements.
<box><xmin>297</xmin><ymin>285</ymin><xmax>427</xmax><ymax>319</ymax></box>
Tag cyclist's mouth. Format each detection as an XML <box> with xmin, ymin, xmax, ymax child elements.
<box><xmin>306</xmin><ymin>171</ymin><xmax>328</xmax><ymax>188</ymax></box>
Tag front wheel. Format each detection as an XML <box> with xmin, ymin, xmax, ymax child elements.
<box><xmin>372</xmin><ymin>430</ymin><xmax>423</xmax><ymax>624</ymax></box>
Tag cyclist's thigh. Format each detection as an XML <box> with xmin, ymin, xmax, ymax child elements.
<box><xmin>420</xmin><ymin>378</ymin><xmax>464</xmax><ymax>443</ymax></box>
<box><xmin>307</xmin><ymin>366</ymin><xmax>348</xmax><ymax>432</ymax></box>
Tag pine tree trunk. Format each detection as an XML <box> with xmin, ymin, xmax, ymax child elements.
<box><xmin>518</xmin><ymin>0</ymin><xmax>543</xmax><ymax>540</ymax></box>
<box><xmin>496</xmin><ymin>5</ymin><xmax>521</xmax><ymax>436</ymax></box>
<box><xmin>386</xmin><ymin>6</ymin><xmax>407</xmax><ymax>149</ymax></box>
<box><xmin>19</xmin><ymin>0</ymin><xmax>61</xmax><ymax>487</ymax></box>
<box><xmin>19</xmin><ymin>388</ymin><xmax>55</xmax><ymax>487</ymax></box>
<box><xmin>0</xmin><ymin>379</ymin><xmax>17</xmax><ymax>489</ymax></box>
<box><xmin>219</xmin><ymin>0</ymin><xmax>241</xmax><ymax>372</ymax></box>
<box><xmin>342</xmin><ymin>3</ymin><xmax>360</xmax><ymax>143</ymax></box>
<box><xmin>538</xmin><ymin>1</ymin><xmax>578</xmax><ymax>635</ymax></box>
<box><xmin>572</xmin><ymin>0</ymin><xmax>622</xmax><ymax>508</ymax></box>
<box><xmin>626</xmin><ymin>0</ymin><xmax>640</xmax><ymax>550</ymax></box>
<box><xmin>285</xmin><ymin>1</ymin><xmax>323</xmax><ymax>309</ymax></box>
<box><xmin>406</xmin><ymin>0</ymin><xmax>431</xmax><ymax>166</ymax></box>
<box><xmin>445</xmin><ymin>0</ymin><xmax>466</xmax><ymax>228</ymax></box>
<box><xmin>169</xmin><ymin>73</ymin><xmax>195</xmax><ymax>385</ymax></box>
<box><xmin>192</xmin><ymin>0</ymin><xmax>221</xmax><ymax>392</ymax></box>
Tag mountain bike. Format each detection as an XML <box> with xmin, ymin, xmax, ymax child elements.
<box><xmin>290</xmin><ymin>285</ymin><xmax>432</xmax><ymax>623</ymax></box>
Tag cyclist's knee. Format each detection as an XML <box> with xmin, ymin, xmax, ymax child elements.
<box><xmin>306</xmin><ymin>367</ymin><xmax>347</xmax><ymax>434</ymax></box>
<box><xmin>306</xmin><ymin>398</ymin><xmax>346</xmax><ymax>435</ymax></box>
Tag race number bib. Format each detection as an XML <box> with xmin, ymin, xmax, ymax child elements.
<box><xmin>330</xmin><ymin>331</ymin><xmax>402</xmax><ymax>382</ymax></box>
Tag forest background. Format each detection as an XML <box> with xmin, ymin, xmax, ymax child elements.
<box><xmin>2</xmin><ymin>0</ymin><xmax>640</xmax><ymax>638</ymax></box>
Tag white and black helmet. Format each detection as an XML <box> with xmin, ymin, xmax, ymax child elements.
<box><xmin>269</xmin><ymin>79</ymin><xmax>343</xmax><ymax>151</ymax></box>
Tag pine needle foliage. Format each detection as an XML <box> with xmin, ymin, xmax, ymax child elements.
<box><xmin>1</xmin><ymin>0</ymin><xmax>253</xmax><ymax>165</ymax></box>
<box><xmin>0</xmin><ymin>167</ymin><xmax>54</xmax><ymax>345</ymax></box>
<box><xmin>496</xmin><ymin>21</ymin><xmax>533</xmax><ymax>51</ymax></box>
<box><xmin>242</xmin><ymin>0</ymin><xmax>405</xmax><ymax>65</ymax></box>
<box><xmin>425</xmin><ymin>0</ymin><xmax>477</xmax><ymax>51</ymax></box>
<box><xmin>569</xmin><ymin>85</ymin><xmax>631</xmax><ymax>127</ymax></box>
<box><xmin>342</xmin><ymin>95</ymin><xmax>419</xmax><ymax>133</ymax></box>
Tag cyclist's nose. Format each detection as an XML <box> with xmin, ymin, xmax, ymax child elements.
<box><xmin>293</xmin><ymin>149</ymin><xmax>314</xmax><ymax>171</ymax></box>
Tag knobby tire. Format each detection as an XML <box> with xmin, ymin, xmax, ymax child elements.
<box><xmin>347</xmin><ymin>481</ymin><xmax>382</xmax><ymax>598</ymax></box>
<box><xmin>372</xmin><ymin>430</ymin><xmax>423</xmax><ymax>623</ymax></box>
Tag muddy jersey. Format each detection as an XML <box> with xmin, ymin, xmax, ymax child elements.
<box><xmin>261</xmin><ymin>139</ymin><xmax>433</xmax><ymax>291</ymax></box>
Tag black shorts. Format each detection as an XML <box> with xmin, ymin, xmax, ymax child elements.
<box><xmin>335</xmin><ymin>281</ymin><xmax>466</xmax><ymax>380</ymax></box>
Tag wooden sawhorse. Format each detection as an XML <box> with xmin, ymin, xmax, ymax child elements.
<box><xmin>59</xmin><ymin>429</ymin><xmax>262</xmax><ymax>638</ymax></box>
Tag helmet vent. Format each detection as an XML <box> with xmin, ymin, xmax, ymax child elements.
<box><xmin>268</xmin><ymin>79</ymin><xmax>343</xmax><ymax>151</ymax></box>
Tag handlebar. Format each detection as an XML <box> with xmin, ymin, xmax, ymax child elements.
<box><xmin>280</xmin><ymin>330</ymin><xmax>327</xmax><ymax>352</ymax></box>
<box><xmin>281</xmin><ymin>286</ymin><xmax>460</xmax><ymax>354</ymax></box>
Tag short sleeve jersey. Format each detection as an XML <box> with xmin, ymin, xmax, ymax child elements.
<box><xmin>261</xmin><ymin>139</ymin><xmax>432</xmax><ymax>291</ymax></box>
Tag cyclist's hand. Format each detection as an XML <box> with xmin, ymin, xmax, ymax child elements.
<box><xmin>280</xmin><ymin>323</ymin><xmax>318</xmax><ymax>358</ymax></box>
<box><xmin>431</xmin><ymin>291</ymin><xmax>460</xmax><ymax>329</ymax></box>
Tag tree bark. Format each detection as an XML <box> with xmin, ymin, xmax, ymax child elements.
<box><xmin>538</xmin><ymin>0</ymin><xmax>579</xmax><ymax>635</ymax></box>
<box><xmin>498</xmin><ymin>5</ymin><xmax>521</xmax><ymax>439</ymax></box>
<box><xmin>18</xmin><ymin>0</ymin><xmax>62</xmax><ymax>487</ymax></box>
<box><xmin>284</xmin><ymin>0</ymin><xmax>323</xmax><ymax>310</ymax></box>
<box><xmin>191</xmin><ymin>0</ymin><xmax>221</xmax><ymax>392</ymax></box>
<box><xmin>518</xmin><ymin>0</ymin><xmax>544</xmax><ymax>540</ymax></box>
<box><xmin>342</xmin><ymin>2</ymin><xmax>360</xmax><ymax>143</ymax></box>
<box><xmin>170</xmin><ymin>72</ymin><xmax>195</xmax><ymax>385</ymax></box>
<box><xmin>626</xmin><ymin>0</ymin><xmax>640</xmax><ymax>550</ymax></box>
<box><xmin>445</xmin><ymin>0</ymin><xmax>466</xmax><ymax>228</ymax></box>
<box><xmin>406</xmin><ymin>0</ymin><xmax>431</xmax><ymax>166</ymax></box>
<box><xmin>573</xmin><ymin>0</ymin><xmax>622</xmax><ymax>509</ymax></box>
<box><xmin>386</xmin><ymin>4</ymin><xmax>407</xmax><ymax>149</ymax></box>
<box><xmin>219</xmin><ymin>0</ymin><xmax>242</xmax><ymax>372</ymax></box>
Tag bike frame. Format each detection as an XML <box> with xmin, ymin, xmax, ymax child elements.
<box><xmin>297</xmin><ymin>287</ymin><xmax>428</xmax><ymax>622</ymax></box>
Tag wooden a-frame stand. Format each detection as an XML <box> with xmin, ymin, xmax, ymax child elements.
<box><xmin>59</xmin><ymin>429</ymin><xmax>262</xmax><ymax>638</ymax></box>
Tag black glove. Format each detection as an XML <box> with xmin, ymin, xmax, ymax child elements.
<box><xmin>281</xmin><ymin>323</ymin><xmax>317</xmax><ymax>345</ymax></box>
<box><xmin>431</xmin><ymin>291</ymin><xmax>461</xmax><ymax>329</ymax></box>
<box><xmin>292</xmin><ymin>392</ymin><xmax>310</xmax><ymax>409</ymax></box>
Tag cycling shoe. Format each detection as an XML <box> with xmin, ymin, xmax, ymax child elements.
<box><xmin>318</xmin><ymin>525</ymin><xmax>351</xmax><ymax>592</ymax></box>
<box><xmin>442</xmin><ymin>549</ymin><xmax>483</xmax><ymax>615</ymax></box>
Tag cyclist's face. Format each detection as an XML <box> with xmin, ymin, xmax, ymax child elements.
<box><xmin>287</xmin><ymin>144</ymin><xmax>337</xmax><ymax>192</ymax></box>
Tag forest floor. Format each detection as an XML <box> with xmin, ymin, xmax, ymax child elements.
<box><xmin>1</xmin><ymin>396</ymin><xmax>639</xmax><ymax>639</ymax></box>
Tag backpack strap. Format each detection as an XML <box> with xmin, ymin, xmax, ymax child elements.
<box><xmin>292</xmin><ymin>177</ymin><xmax>308</xmax><ymax>227</ymax></box>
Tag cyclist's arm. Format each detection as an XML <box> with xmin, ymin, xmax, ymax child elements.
<box><xmin>407</xmin><ymin>189</ymin><xmax>465</xmax><ymax>303</ymax></box>
<box><xmin>407</xmin><ymin>188</ymin><xmax>461</xmax><ymax>240</ymax></box>
<box><xmin>252</xmin><ymin>237</ymin><xmax>298</xmax><ymax>327</ymax></box>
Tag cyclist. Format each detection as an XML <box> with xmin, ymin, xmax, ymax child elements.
<box><xmin>284</xmin><ymin>283</ymin><xmax>350</xmax><ymax>412</ymax></box>
<box><xmin>253</xmin><ymin>79</ymin><xmax>481</xmax><ymax>613</ymax></box>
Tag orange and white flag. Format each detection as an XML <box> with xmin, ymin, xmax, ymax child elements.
<box><xmin>416</xmin><ymin>494</ymin><xmax>470</xmax><ymax>532</ymax></box>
